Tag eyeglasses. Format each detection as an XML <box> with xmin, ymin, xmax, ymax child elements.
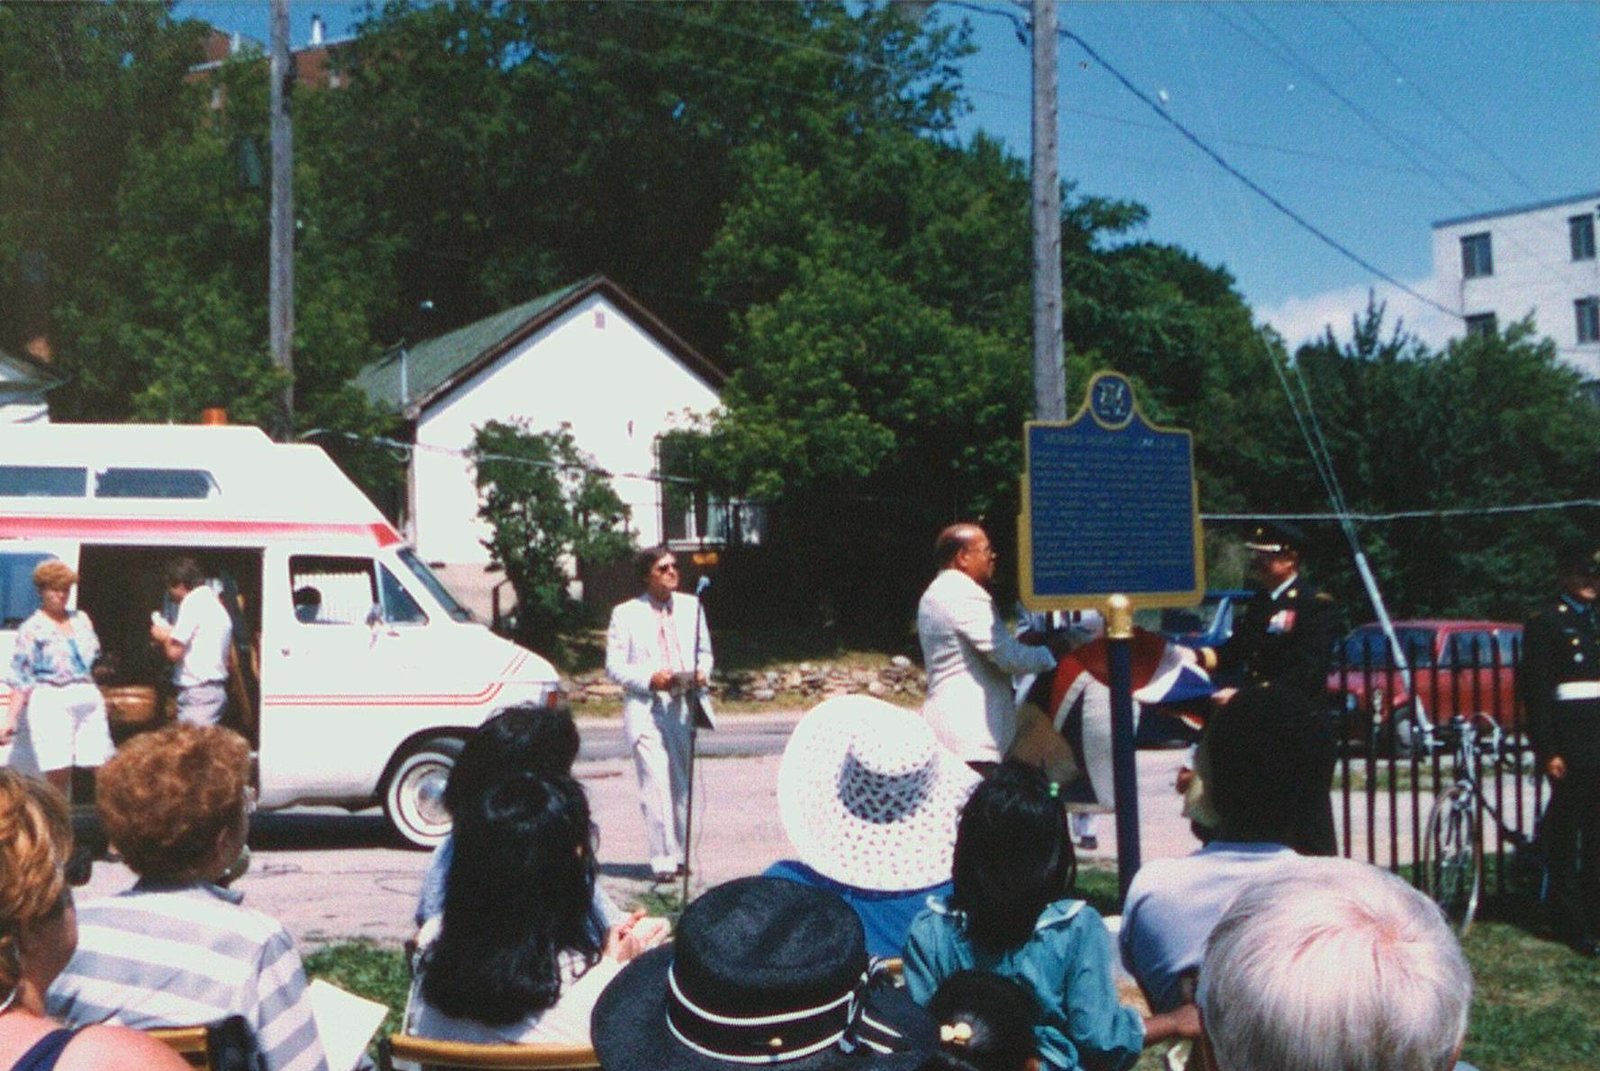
<box><xmin>653</xmin><ymin>562</ymin><xmax>679</xmax><ymax>574</ymax></box>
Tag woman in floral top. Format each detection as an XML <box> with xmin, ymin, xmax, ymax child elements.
<box><xmin>3</xmin><ymin>560</ymin><xmax>113</xmax><ymax>795</ymax></box>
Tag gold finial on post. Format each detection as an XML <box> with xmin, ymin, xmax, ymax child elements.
<box><xmin>1105</xmin><ymin>594</ymin><xmax>1133</xmax><ymax>640</ymax></box>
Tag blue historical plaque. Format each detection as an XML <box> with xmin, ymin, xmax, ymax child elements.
<box><xmin>1019</xmin><ymin>372</ymin><xmax>1204</xmax><ymax>610</ymax></box>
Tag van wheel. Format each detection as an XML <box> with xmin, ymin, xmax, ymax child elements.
<box><xmin>383</xmin><ymin>737</ymin><xmax>463</xmax><ymax>849</ymax></box>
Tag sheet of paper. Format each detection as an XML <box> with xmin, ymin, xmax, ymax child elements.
<box><xmin>307</xmin><ymin>978</ymin><xmax>389</xmax><ymax>1071</ymax></box>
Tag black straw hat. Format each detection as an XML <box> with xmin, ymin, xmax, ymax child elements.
<box><xmin>591</xmin><ymin>877</ymin><xmax>935</xmax><ymax>1071</ymax></box>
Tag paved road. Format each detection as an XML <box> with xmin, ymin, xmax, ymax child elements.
<box><xmin>75</xmin><ymin>712</ymin><xmax>1504</xmax><ymax>949</ymax></box>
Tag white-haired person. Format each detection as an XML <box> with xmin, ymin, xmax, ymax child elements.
<box><xmin>1196</xmin><ymin>857</ymin><xmax>1477</xmax><ymax>1071</ymax></box>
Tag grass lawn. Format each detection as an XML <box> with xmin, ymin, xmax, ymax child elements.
<box><xmin>305</xmin><ymin>866</ymin><xmax>1599</xmax><ymax>1070</ymax></box>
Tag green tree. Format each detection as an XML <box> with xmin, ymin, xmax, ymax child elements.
<box><xmin>0</xmin><ymin>2</ymin><xmax>204</xmax><ymax>355</ymax></box>
<box><xmin>470</xmin><ymin>420</ymin><xmax>633</xmax><ymax>654</ymax></box>
<box><xmin>1291</xmin><ymin>303</ymin><xmax>1600</xmax><ymax>620</ymax></box>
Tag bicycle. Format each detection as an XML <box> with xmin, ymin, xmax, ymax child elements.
<box><xmin>1418</xmin><ymin>711</ymin><xmax>1539</xmax><ymax>934</ymax></box>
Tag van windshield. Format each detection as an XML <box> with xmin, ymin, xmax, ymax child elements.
<box><xmin>398</xmin><ymin>548</ymin><xmax>476</xmax><ymax>623</ymax></box>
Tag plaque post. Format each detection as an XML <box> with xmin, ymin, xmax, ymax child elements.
<box><xmin>1104</xmin><ymin>594</ymin><xmax>1142</xmax><ymax>902</ymax></box>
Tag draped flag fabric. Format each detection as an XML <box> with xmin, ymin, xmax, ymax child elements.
<box><xmin>1031</xmin><ymin>628</ymin><xmax>1215</xmax><ymax>812</ymax></box>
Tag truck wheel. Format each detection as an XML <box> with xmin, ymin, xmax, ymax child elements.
<box><xmin>383</xmin><ymin>736</ymin><xmax>463</xmax><ymax>849</ymax></box>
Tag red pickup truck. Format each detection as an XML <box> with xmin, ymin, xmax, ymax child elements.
<box><xmin>1325</xmin><ymin>620</ymin><xmax>1522</xmax><ymax>750</ymax></box>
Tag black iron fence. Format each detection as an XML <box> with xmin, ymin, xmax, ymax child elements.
<box><xmin>1327</xmin><ymin>629</ymin><xmax>1542</xmax><ymax>898</ymax></box>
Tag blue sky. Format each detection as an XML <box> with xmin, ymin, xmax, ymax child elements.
<box><xmin>181</xmin><ymin>1</ymin><xmax>1598</xmax><ymax>349</ymax></box>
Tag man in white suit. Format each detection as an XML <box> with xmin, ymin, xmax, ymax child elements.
<box><xmin>606</xmin><ymin>546</ymin><xmax>713</xmax><ymax>882</ymax></box>
<box><xmin>917</xmin><ymin>524</ymin><xmax>1059</xmax><ymax>771</ymax></box>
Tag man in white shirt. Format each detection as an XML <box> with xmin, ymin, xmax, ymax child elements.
<box><xmin>1120</xmin><ymin>686</ymin><xmax>1315</xmax><ymax>1012</ymax></box>
<box><xmin>606</xmin><ymin>547</ymin><xmax>713</xmax><ymax>882</ymax></box>
<box><xmin>917</xmin><ymin>524</ymin><xmax>1058</xmax><ymax>770</ymax></box>
<box><xmin>149</xmin><ymin>557</ymin><xmax>234</xmax><ymax>726</ymax></box>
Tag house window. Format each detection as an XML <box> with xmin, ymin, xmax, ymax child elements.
<box><xmin>1460</xmin><ymin>232</ymin><xmax>1493</xmax><ymax>279</ymax></box>
<box><xmin>1571</xmin><ymin>215</ymin><xmax>1597</xmax><ymax>261</ymax></box>
<box><xmin>1464</xmin><ymin>313</ymin><xmax>1497</xmax><ymax>338</ymax></box>
<box><xmin>656</xmin><ymin>435</ymin><xmax>767</xmax><ymax>547</ymax></box>
<box><xmin>1577</xmin><ymin>298</ymin><xmax>1600</xmax><ymax>345</ymax></box>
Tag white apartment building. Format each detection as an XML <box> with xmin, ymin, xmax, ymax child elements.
<box><xmin>1432</xmin><ymin>190</ymin><xmax>1600</xmax><ymax>382</ymax></box>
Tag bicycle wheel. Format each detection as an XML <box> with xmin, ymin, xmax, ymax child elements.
<box><xmin>1422</xmin><ymin>783</ymin><xmax>1481</xmax><ymax>933</ymax></box>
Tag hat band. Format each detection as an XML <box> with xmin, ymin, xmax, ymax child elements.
<box><xmin>837</xmin><ymin>751</ymin><xmax>936</xmax><ymax>824</ymax></box>
<box><xmin>665</xmin><ymin>965</ymin><xmax>867</xmax><ymax>1064</ymax></box>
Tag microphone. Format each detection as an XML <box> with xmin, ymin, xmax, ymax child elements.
<box><xmin>695</xmin><ymin>576</ymin><xmax>711</xmax><ymax>597</ymax></box>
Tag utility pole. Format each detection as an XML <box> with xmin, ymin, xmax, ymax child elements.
<box><xmin>269</xmin><ymin>0</ymin><xmax>295</xmax><ymax>437</ymax></box>
<box><xmin>1031</xmin><ymin>0</ymin><xmax>1065</xmax><ymax>422</ymax></box>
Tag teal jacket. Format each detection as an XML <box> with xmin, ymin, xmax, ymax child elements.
<box><xmin>903</xmin><ymin>897</ymin><xmax>1143</xmax><ymax>1071</ymax></box>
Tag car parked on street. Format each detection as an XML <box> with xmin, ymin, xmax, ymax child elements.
<box><xmin>1326</xmin><ymin>620</ymin><xmax>1522</xmax><ymax>751</ymax></box>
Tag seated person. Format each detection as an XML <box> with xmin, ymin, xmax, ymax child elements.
<box><xmin>921</xmin><ymin>970</ymin><xmax>1044</xmax><ymax>1071</ymax></box>
<box><xmin>413</xmin><ymin>702</ymin><xmax>617</xmax><ymax>929</ymax></box>
<box><xmin>1119</xmin><ymin>686</ymin><xmax>1311</xmax><ymax>1012</ymax></box>
<box><xmin>765</xmin><ymin>695</ymin><xmax>978</xmax><ymax>958</ymax></box>
<box><xmin>407</xmin><ymin>773</ymin><xmax>669</xmax><ymax>1045</ymax></box>
<box><xmin>47</xmin><ymin>725</ymin><xmax>327</xmax><ymax>1071</ymax></box>
<box><xmin>0</xmin><ymin>769</ymin><xmax>191</xmax><ymax>1071</ymax></box>
<box><xmin>1197</xmin><ymin>857</ymin><xmax>1475</xmax><ymax>1071</ymax></box>
<box><xmin>291</xmin><ymin>586</ymin><xmax>321</xmax><ymax>623</ymax></box>
<box><xmin>903</xmin><ymin>763</ymin><xmax>1198</xmax><ymax>1071</ymax></box>
<box><xmin>592</xmin><ymin>876</ymin><xmax>938</xmax><ymax>1070</ymax></box>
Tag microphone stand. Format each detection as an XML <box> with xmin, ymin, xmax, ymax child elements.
<box><xmin>681</xmin><ymin>576</ymin><xmax>710</xmax><ymax>905</ymax></box>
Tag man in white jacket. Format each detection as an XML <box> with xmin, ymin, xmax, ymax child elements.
<box><xmin>917</xmin><ymin>524</ymin><xmax>1058</xmax><ymax>771</ymax></box>
<box><xmin>606</xmin><ymin>547</ymin><xmax>712</xmax><ymax>882</ymax></box>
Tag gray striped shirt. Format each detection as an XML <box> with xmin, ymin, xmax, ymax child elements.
<box><xmin>47</xmin><ymin>881</ymin><xmax>328</xmax><ymax>1071</ymax></box>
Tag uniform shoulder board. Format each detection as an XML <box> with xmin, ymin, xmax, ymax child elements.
<box><xmin>1315</xmin><ymin>592</ymin><xmax>1335</xmax><ymax>603</ymax></box>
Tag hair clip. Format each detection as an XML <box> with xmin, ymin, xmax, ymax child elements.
<box><xmin>1048</xmin><ymin>781</ymin><xmax>1061</xmax><ymax>799</ymax></box>
<box><xmin>940</xmin><ymin>1022</ymin><xmax>974</xmax><ymax>1046</ymax></box>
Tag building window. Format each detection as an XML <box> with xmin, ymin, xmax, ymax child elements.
<box><xmin>1464</xmin><ymin>313</ymin><xmax>1497</xmax><ymax>338</ymax></box>
<box><xmin>1577</xmin><ymin>298</ymin><xmax>1600</xmax><ymax>345</ymax></box>
<box><xmin>1572</xmin><ymin>215</ymin><xmax>1597</xmax><ymax>261</ymax></box>
<box><xmin>1460</xmin><ymin>232</ymin><xmax>1493</xmax><ymax>279</ymax></box>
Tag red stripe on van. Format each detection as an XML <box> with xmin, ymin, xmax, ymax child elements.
<box><xmin>0</xmin><ymin>516</ymin><xmax>402</xmax><ymax>545</ymax></box>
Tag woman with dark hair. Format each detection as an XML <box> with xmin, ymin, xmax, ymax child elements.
<box><xmin>903</xmin><ymin>763</ymin><xmax>1197</xmax><ymax>1071</ymax></box>
<box><xmin>407</xmin><ymin>774</ymin><xmax>668</xmax><ymax>1045</ymax></box>
<box><xmin>412</xmin><ymin>703</ymin><xmax>602</xmax><ymax>926</ymax></box>
<box><xmin>919</xmin><ymin>971</ymin><xmax>1042</xmax><ymax>1071</ymax></box>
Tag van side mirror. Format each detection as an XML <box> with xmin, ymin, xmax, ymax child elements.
<box><xmin>365</xmin><ymin>604</ymin><xmax>384</xmax><ymax>629</ymax></box>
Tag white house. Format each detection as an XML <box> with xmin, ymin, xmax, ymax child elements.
<box><xmin>1431</xmin><ymin>190</ymin><xmax>1600</xmax><ymax>382</ymax></box>
<box><xmin>0</xmin><ymin>347</ymin><xmax>63</xmax><ymax>424</ymax></box>
<box><xmin>353</xmin><ymin>276</ymin><xmax>728</xmax><ymax>613</ymax></box>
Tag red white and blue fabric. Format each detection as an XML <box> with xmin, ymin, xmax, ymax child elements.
<box><xmin>1021</xmin><ymin>630</ymin><xmax>1214</xmax><ymax>811</ymax></box>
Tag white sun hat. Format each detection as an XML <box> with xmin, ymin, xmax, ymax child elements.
<box><xmin>777</xmin><ymin>694</ymin><xmax>981</xmax><ymax>892</ymax></box>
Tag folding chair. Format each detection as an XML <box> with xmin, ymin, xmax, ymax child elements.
<box><xmin>146</xmin><ymin>1025</ymin><xmax>210</xmax><ymax>1069</ymax></box>
<box><xmin>376</xmin><ymin>1034</ymin><xmax>601</xmax><ymax>1071</ymax></box>
<box><xmin>147</xmin><ymin>1016</ymin><xmax>258</xmax><ymax>1071</ymax></box>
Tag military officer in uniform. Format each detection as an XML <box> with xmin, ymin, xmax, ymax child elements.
<box><xmin>1521</xmin><ymin>539</ymin><xmax>1600</xmax><ymax>955</ymax></box>
<box><xmin>1189</xmin><ymin>522</ymin><xmax>1343</xmax><ymax>854</ymax></box>
<box><xmin>1198</xmin><ymin>522</ymin><xmax>1343</xmax><ymax>703</ymax></box>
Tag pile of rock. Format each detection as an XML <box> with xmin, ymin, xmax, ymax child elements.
<box><xmin>563</xmin><ymin>654</ymin><xmax>924</xmax><ymax>706</ymax></box>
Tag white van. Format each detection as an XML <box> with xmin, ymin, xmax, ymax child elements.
<box><xmin>0</xmin><ymin>424</ymin><xmax>560</xmax><ymax>846</ymax></box>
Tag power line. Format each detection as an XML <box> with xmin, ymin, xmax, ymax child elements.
<box><xmin>1206</xmin><ymin>499</ymin><xmax>1600</xmax><ymax>524</ymax></box>
<box><xmin>1058</xmin><ymin>27</ymin><xmax>1463</xmax><ymax>323</ymax></box>
<box><xmin>1211</xmin><ymin>3</ymin><xmax>1491</xmax><ymax>211</ymax></box>
<box><xmin>1326</xmin><ymin>1</ymin><xmax>1538</xmax><ymax>200</ymax></box>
